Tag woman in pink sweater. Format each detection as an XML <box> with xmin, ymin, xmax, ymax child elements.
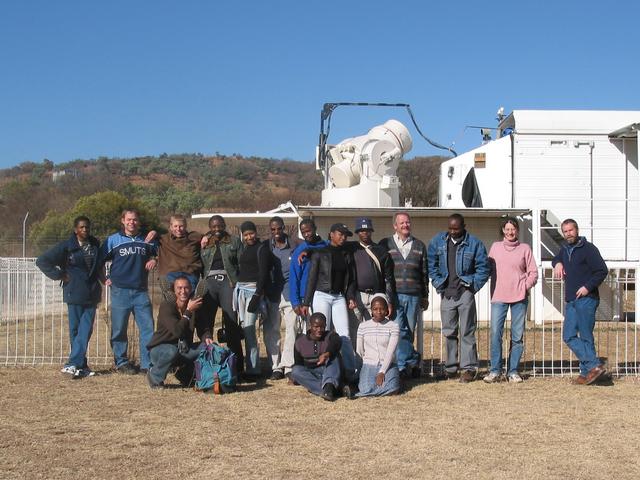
<box><xmin>484</xmin><ymin>218</ymin><xmax>538</xmax><ymax>384</ymax></box>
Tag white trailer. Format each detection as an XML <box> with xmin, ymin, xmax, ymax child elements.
<box><xmin>440</xmin><ymin>110</ymin><xmax>640</xmax><ymax>262</ymax></box>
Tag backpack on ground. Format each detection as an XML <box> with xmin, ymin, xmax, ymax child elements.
<box><xmin>194</xmin><ymin>343</ymin><xmax>237</xmax><ymax>393</ymax></box>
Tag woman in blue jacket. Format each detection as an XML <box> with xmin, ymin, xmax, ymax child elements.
<box><xmin>36</xmin><ymin>216</ymin><xmax>103</xmax><ymax>379</ymax></box>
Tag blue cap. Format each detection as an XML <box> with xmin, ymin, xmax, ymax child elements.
<box><xmin>354</xmin><ymin>217</ymin><xmax>374</xmax><ymax>232</ymax></box>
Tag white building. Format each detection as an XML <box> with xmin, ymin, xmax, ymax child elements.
<box><xmin>439</xmin><ymin>110</ymin><xmax>640</xmax><ymax>262</ymax></box>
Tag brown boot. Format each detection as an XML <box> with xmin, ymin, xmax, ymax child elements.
<box><xmin>572</xmin><ymin>375</ymin><xmax>587</xmax><ymax>385</ymax></box>
<box><xmin>585</xmin><ymin>365</ymin><xmax>606</xmax><ymax>385</ymax></box>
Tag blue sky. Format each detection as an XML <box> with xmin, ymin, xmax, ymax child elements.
<box><xmin>0</xmin><ymin>1</ymin><xmax>637</xmax><ymax>169</ymax></box>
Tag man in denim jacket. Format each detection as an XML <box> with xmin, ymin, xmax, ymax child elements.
<box><xmin>428</xmin><ymin>213</ymin><xmax>489</xmax><ymax>383</ymax></box>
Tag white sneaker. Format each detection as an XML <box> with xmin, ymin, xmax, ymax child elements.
<box><xmin>61</xmin><ymin>365</ymin><xmax>77</xmax><ymax>375</ymax></box>
<box><xmin>508</xmin><ymin>373</ymin><xmax>523</xmax><ymax>383</ymax></box>
<box><xmin>483</xmin><ymin>372</ymin><xmax>501</xmax><ymax>383</ymax></box>
<box><xmin>73</xmin><ymin>368</ymin><xmax>96</xmax><ymax>379</ymax></box>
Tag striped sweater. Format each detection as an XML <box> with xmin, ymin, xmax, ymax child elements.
<box><xmin>379</xmin><ymin>236</ymin><xmax>428</xmax><ymax>299</ymax></box>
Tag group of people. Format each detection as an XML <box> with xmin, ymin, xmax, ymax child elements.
<box><xmin>36</xmin><ymin>208</ymin><xmax>610</xmax><ymax>396</ymax></box>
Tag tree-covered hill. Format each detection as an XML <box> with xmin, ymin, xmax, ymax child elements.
<box><xmin>0</xmin><ymin>153</ymin><xmax>446</xmax><ymax>255</ymax></box>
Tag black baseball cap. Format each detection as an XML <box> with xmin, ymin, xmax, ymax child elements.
<box><xmin>329</xmin><ymin>223</ymin><xmax>353</xmax><ymax>236</ymax></box>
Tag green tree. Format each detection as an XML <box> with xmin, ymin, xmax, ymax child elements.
<box><xmin>72</xmin><ymin>190</ymin><xmax>159</xmax><ymax>239</ymax></box>
<box><xmin>27</xmin><ymin>210</ymin><xmax>70</xmax><ymax>251</ymax></box>
<box><xmin>29</xmin><ymin>190</ymin><xmax>159</xmax><ymax>252</ymax></box>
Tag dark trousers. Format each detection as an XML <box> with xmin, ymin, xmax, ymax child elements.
<box><xmin>149</xmin><ymin>343</ymin><xmax>203</xmax><ymax>385</ymax></box>
<box><xmin>198</xmin><ymin>276</ymin><xmax>245</xmax><ymax>372</ymax></box>
<box><xmin>291</xmin><ymin>358</ymin><xmax>340</xmax><ymax>396</ymax></box>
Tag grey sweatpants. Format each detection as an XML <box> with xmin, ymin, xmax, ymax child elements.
<box><xmin>440</xmin><ymin>289</ymin><xmax>478</xmax><ymax>373</ymax></box>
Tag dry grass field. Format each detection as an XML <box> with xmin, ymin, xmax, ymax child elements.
<box><xmin>1</xmin><ymin>367</ymin><xmax>639</xmax><ymax>480</ymax></box>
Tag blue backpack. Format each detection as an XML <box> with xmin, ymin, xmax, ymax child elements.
<box><xmin>194</xmin><ymin>343</ymin><xmax>237</xmax><ymax>393</ymax></box>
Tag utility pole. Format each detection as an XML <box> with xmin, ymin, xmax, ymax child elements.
<box><xmin>22</xmin><ymin>211</ymin><xmax>29</xmax><ymax>257</ymax></box>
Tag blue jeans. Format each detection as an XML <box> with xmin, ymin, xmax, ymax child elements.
<box><xmin>563</xmin><ymin>296</ymin><xmax>601</xmax><ymax>376</ymax></box>
<box><xmin>393</xmin><ymin>293</ymin><xmax>421</xmax><ymax>371</ymax></box>
<box><xmin>312</xmin><ymin>290</ymin><xmax>356</xmax><ymax>381</ymax></box>
<box><xmin>356</xmin><ymin>363</ymin><xmax>400</xmax><ymax>397</ymax></box>
<box><xmin>490</xmin><ymin>300</ymin><xmax>527</xmax><ymax>375</ymax></box>
<box><xmin>165</xmin><ymin>271</ymin><xmax>198</xmax><ymax>291</ymax></box>
<box><xmin>291</xmin><ymin>357</ymin><xmax>340</xmax><ymax>396</ymax></box>
<box><xmin>148</xmin><ymin>343</ymin><xmax>203</xmax><ymax>385</ymax></box>
<box><xmin>235</xmin><ymin>283</ymin><xmax>259</xmax><ymax>374</ymax></box>
<box><xmin>66</xmin><ymin>304</ymin><xmax>96</xmax><ymax>369</ymax></box>
<box><xmin>110</xmin><ymin>286</ymin><xmax>155</xmax><ymax>369</ymax></box>
<box><xmin>236</xmin><ymin>282</ymin><xmax>277</xmax><ymax>375</ymax></box>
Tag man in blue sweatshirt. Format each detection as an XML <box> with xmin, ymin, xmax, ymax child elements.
<box><xmin>289</xmin><ymin>219</ymin><xmax>328</xmax><ymax>319</ymax></box>
<box><xmin>102</xmin><ymin>209</ymin><xmax>158</xmax><ymax>374</ymax></box>
<box><xmin>552</xmin><ymin>218</ymin><xmax>608</xmax><ymax>385</ymax></box>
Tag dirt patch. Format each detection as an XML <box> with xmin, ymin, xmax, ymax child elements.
<box><xmin>1</xmin><ymin>367</ymin><xmax>639</xmax><ymax>480</ymax></box>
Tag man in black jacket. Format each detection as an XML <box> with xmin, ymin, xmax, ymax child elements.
<box><xmin>146</xmin><ymin>276</ymin><xmax>203</xmax><ymax>389</ymax></box>
<box><xmin>235</xmin><ymin>221</ymin><xmax>279</xmax><ymax>379</ymax></box>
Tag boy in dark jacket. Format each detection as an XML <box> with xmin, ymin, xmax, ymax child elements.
<box><xmin>36</xmin><ymin>216</ymin><xmax>103</xmax><ymax>379</ymax></box>
<box><xmin>146</xmin><ymin>276</ymin><xmax>203</xmax><ymax>388</ymax></box>
<box><xmin>235</xmin><ymin>221</ymin><xmax>279</xmax><ymax>378</ymax></box>
<box><xmin>147</xmin><ymin>214</ymin><xmax>203</xmax><ymax>299</ymax></box>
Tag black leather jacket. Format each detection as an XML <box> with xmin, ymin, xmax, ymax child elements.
<box><xmin>303</xmin><ymin>245</ymin><xmax>356</xmax><ymax>305</ymax></box>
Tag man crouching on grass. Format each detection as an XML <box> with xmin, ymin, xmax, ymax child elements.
<box><xmin>146</xmin><ymin>276</ymin><xmax>203</xmax><ymax>389</ymax></box>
